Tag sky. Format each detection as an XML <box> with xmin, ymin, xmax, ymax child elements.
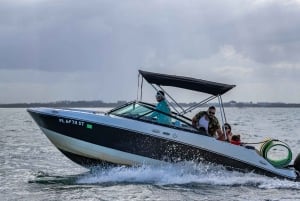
<box><xmin>1</xmin><ymin>0</ymin><xmax>300</xmax><ymax>104</ymax></box>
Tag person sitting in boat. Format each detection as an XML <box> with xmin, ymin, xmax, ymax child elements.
<box><xmin>192</xmin><ymin>106</ymin><xmax>224</xmax><ymax>140</ymax></box>
<box><xmin>150</xmin><ymin>90</ymin><xmax>171</xmax><ymax>125</ymax></box>
<box><xmin>223</xmin><ymin>123</ymin><xmax>241</xmax><ymax>145</ymax></box>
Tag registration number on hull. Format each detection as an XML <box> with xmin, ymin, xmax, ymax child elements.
<box><xmin>58</xmin><ymin>118</ymin><xmax>85</xmax><ymax>126</ymax></box>
<box><xmin>58</xmin><ymin>118</ymin><xmax>93</xmax><ymax>129</ymax></box>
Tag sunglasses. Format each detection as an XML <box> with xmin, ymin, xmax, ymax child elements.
<box><xmin>208</xmin><ymin>111</ymin><xmax>215</xmax><ymax>115</ymax></box>
<box><xmin>224</xmin><ymin>126</ymin><xmax>230</xmax><ymax>130</ymax></box>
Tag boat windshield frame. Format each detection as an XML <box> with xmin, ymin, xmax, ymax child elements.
<box><xmin>108</xmin><ymin>101</ymin><xmax>199</xmax><ymax>133</ymax></box>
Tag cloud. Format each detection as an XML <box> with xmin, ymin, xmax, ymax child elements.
<box><xmin>2</xmin><ymin>0</ymin><xmax>299</xmax><ymax>70</ymax></box>
<box><xmin>1</xmin><ymin>0</ymin><xmax>300</xmax><ymax>103</ymax></box>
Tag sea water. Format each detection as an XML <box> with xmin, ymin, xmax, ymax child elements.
<box><xmin>1</xmin><ymin>107</ymin><xmax>300</xmax><ymax>201</ymax></box>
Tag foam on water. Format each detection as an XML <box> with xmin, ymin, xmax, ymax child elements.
<box><xmin>2</xmin><ymin>108</ymin><xmax>300</xmax><ymax>200</ymax></box>
<box><xmin>76</xmin><ymin>162</ymin><xmax>300</xmax><ymax>189</ymax></box>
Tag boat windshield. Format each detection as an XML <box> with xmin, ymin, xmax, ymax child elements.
<box><xmin>109</xmin><ymin>102</ymin><xmax>197</xmax><ymax>132</ymax></box>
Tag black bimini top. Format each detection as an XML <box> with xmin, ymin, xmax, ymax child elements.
<box><xmin>139</xmin><ymin>70</ymin><xmax>235</xmax><ymax>96</ymax></box>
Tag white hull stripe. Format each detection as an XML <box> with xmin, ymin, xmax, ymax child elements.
<box><xmin>41</xmin><ymin>127</ymin><xmax>165</xmax><ymax>166</ymax></box>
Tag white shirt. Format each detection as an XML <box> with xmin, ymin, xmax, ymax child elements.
<box><xmin>198</xmin><ymin>116</ymin><xmax>209</xmax><ymax>134</ymax></box>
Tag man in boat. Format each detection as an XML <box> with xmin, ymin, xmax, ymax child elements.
<box><xmin>192</xmin><ymin>106</ymin><xmax>225</xmax><ymax>140</ymax></box>
<box><xmin>150</xmin><ymin>91</ymin><xmax>171</xmax><ymax>125</ymax></box>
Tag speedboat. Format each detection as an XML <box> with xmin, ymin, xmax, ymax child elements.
<box><xmin>27</xmin><ymin>70</ymin><xmax>300</xmax><ymax>181</ymax></box>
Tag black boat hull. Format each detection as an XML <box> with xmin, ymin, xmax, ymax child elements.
<box><xmin>28</xmin><ymin>108</ymin><xmax>299</xmax><ymax>181</ymax></box>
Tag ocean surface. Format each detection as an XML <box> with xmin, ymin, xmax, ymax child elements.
<box><xmin>1</xmin><ymin>107</ymin><xmax>300</xmax><ymax>201</ymax></box>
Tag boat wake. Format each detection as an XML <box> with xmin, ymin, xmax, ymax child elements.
<box><xmin>75</xmin><ymin>162</ymin><xmax>300</xmax><ymax>189</ymax></box>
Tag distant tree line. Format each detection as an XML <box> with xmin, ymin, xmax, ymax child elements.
<box><xmin>0</xmin><ymin>100</ymin><xmax>127</xmax><ymax>108</ymax></box>
<box><xmin>1</xmin><ymin>100</ymin><xmax>300</xmax><ymax>108</ymax></box>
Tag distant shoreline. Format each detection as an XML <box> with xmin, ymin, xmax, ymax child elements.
<box><xmin>1</xmin><ymin>100</ymin><xmax>300</xmax><ymax>108</ymax></box>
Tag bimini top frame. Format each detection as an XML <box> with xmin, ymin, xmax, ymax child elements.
<box><xmin>137</xmin><ymin>70</ymin><xmax>236</xmax><ymax>136</ymax></box>
<box><xmin>139</xmin><ymin>70</ymin><xmax>235</xmax><ymax>95</ymax></box>
<box><xmin>138</xmin><ymin>70</ymin><xmax>235</xmax><ymax>112</ymax></box>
